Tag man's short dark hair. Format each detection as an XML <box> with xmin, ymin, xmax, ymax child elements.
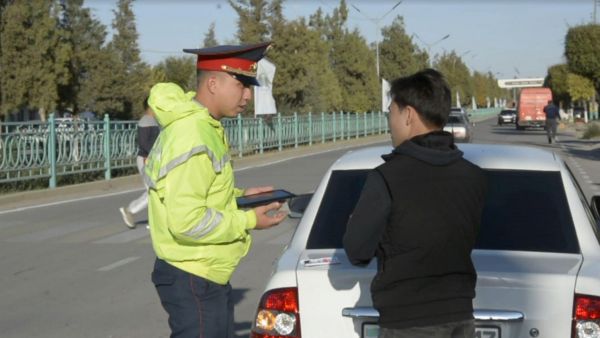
<box><xmin>390</xmin><ymin>69</ymin><xmax>451</xmax><ymax>128</ymax></box>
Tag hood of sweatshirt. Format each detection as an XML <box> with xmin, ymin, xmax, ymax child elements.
<box><xmin>382</xmin><ymin>130</ymin><xmax>463</xmax><ymax>166</ymax></box>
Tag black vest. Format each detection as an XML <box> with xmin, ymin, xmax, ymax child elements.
<box><xmin>372</xmin><ymin>132</ymin><xmax>488</xmax><ymax>329</ymax></box>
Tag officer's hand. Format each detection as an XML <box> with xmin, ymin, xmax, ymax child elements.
<box><xmin>254</xmin><ymin>202</ymin><xmax>287</xmax><ymax>230</ymax></box>
<box><xmin>245</xmin><ymin>186</ymin><xmax>274</xmax><ymax>196</ymax></box>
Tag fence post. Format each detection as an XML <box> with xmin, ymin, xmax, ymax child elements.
<box><xmin>308</xmin><ymin>112</ymin><xmax>313</xmax><ymax>146</ymax></box>
<box><xmin>378</xmin><ymin>111</ymin><xmax>383</xmax><ymax>134</ymax></box>
<box><xmin>332</xmin><ymin>112</ymin><xmax>337</xmax><ymax>143</ymax></box>
<box><xmin>355</xmin><ymin>113</ymin><xmax>359</xmax><ymax>139</ymax></box>
<box><xmin>293</xmin><ymin>112</ymin><xmax>298</xmax><ymax>148</ymax></box>
<box><xmin>258</xmin><ymin>117</ymin><xmax>264</xmax><ymax>154</ymax></box>
<box><xmin>371</xmin><ymin>111</ymin><xmax>375</xmax><ymax>135</ymax></box>
<box><xmin>103</xmin><ymin>114</ymin><xmax>111</xmax><ymax>180</ymax></box>
<box><xmin>48</xmin><ymin>113</ymin><xmax>57</xmax><ymax>188</ymax></box>
<box><xmin>364</xmin><ymin>112</ymin><xmax>368</xmax><ymax>137</ymax></box>
<box><xmin>237</xmin><ymin>114</ymin><xmax>243</xmax><ymax>158</ymax></box>
<box><xmin>321</xmin><ymin>112</ymin><xmax>325</xmax><ymax>144</ymax></box>
<box><xmin>277</xmin><ymin>113</ymin><xmax>282</xmax><ymax>151</ymax></box>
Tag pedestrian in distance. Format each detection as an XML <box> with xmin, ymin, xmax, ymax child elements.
<box><xmin>144</xmin><ymin>41</ymin><xmax>287</xmax><ymax>338</ymax></box>
<box><xmin>119</xmin><ymin>97</ymin><xmax>160</xmax><ymax>229</ymax></box>
<box><xmin>343</xmin><ymin>69</ymin><xmax>488</xmax><ymax>338</ymax></box>
<box><xmin>543</xmin><ymin>100</ymin><xmax>561</xmax><ymax>144</ymax></box>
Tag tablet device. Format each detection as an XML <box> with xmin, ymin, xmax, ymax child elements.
<box><xmin>236</xmin><ymin>189</ymin><xmax>296</xmax><ymax>208</ymax></box>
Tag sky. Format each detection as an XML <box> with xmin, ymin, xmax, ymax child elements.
<box><xmin>84</xmin><ymin>0</ymin><xmax>597</xmax><ymax>80</ymax></box>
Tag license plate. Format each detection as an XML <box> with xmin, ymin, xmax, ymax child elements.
<box><xmin>362</xmin><ymin>324</ymin><xmax>500</xmax><ymax>338</ymax></box>
<box><xmin>475</xmin><ymin>326</ymin><xmax>500</xmax><ymax>338</ymax></box>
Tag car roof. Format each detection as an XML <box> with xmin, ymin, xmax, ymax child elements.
<box><xmin>331</xmin><ymin>144</ymin><xmax>561</xmax><ymax>172</ymax></box>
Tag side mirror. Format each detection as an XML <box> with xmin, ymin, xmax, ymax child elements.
<box><xmin>591</xmin><ymin>196</ymin><xmax>600</xmax><ymax>221</ymax></box>
<box><xmin>288</xmin><ymin>193</ymin><xmax>313</xmax><ymax>219</ymax></box>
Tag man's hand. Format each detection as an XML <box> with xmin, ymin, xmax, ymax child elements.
<box><xmin>244</xmin><ymin>186</ymin><xmax>274</xmax><ymax>196</ymax></box>
<box><xmin>254</xmin><ymin>202</ymin><xmax>287</xmax><ymax>230</ymax></box>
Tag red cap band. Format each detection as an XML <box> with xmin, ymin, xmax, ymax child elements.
<box><xmin>197</xmin><ymin>57</ymin><xmax>256</xmax><ymax>75</ymax></box>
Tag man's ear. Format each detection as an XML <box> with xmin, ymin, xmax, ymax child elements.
<box><xmin>405</xmin><ymin>105</ymin><xmax>415</xmax><ymax>126</ymax></box>
<box><xmin>206</xmin><ymin>73</ymin><xmax>219</xmax><ymax>94</ymax></box>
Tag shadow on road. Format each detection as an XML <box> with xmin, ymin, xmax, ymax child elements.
<box><xmin>235</xmin><ymin>321</ymin><xmax>253</xmax><ymax>338</ymax></box>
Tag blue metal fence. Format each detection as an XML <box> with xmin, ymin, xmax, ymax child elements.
<box><xmin>0</xmin><ymin>108</ymin><xmax>500</xmax><ymax>188</ymax></box>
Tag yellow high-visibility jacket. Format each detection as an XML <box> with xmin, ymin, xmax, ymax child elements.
<box><xmin>144</xmin><ymin>83</ymin><xmax>257</xmax><ymax>285</ymax></box>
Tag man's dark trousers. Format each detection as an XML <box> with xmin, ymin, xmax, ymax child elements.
<box><xmin>151</xmin><ymin>258</ymin><xmax>234</xmax><ymax>338</ymax></box>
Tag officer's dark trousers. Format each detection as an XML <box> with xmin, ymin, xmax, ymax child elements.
<box><xmin>378</xmin><ymin>319</ymin><xmax>475</xmax><ymax>338</ymax></box>
<box><xmin>152</xmin><ymin>258</ymin><xmax>234</xmax><ymax>338</ymax></box>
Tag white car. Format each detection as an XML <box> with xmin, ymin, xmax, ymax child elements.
<box><xmin>250</xmin><ymin>144</ymin><xmax>600</xmax><ymax>338</ymax></box>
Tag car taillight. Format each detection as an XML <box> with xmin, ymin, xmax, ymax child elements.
<box><xmin>573</xmin><ymin>294</ymin><xmax>600</xmax><ymax>338</ymax></box>
<box><xmin>251</xmin><ymin>287</ymin><xmax>301</xmax><ymax>338</ymax></box>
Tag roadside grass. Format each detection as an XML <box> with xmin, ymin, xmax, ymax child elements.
<box><xmin>582</xmin><ymin>122</ymin><xmax>600</xmax><ymax>139</ymax></box>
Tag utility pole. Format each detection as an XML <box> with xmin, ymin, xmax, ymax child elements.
<box><xmin>594</xmin><ymin>0</ymin><xmax>598</xmax><ymax>23</ymax></box>
<box><xmin>351</xmin><ymin>1</ymin><xmax>403</xmax><ymax>79</ymax></box>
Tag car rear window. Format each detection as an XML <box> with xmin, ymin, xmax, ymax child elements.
<box><xmin>500</xmin><ymin>110</ymin><xmax>515</xmax><ymax>115</ymax></box>
<box><xmin>307</xmin><ymin>169</ymin><xmax>579</xmax><ymax>254</ymax></box>
<box><xmin>447</xmin><ymin>115</ymin><xmax>464</xmax><ymax>124</ymax></box>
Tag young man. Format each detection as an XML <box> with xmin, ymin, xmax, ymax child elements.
<box><xmin>343</xmin><ymin>69</ymin><xmax>488</xmax><ymax>338</ymax></box>
<box><xmin>119</xmin><ymin>98</ymin><xmax>159</xmax><ymax>229</ymax></box>
<box><xmin>144</xmin><ymin>42</ymin><xmax>287</xmax><ymax>338</ymax></box>
<box><xmin>543</xmin><ymin>100</ymin><xmax>561</xmax><ymax>144</ymax></box>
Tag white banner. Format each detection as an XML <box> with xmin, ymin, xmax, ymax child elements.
<box><xmin>254</xmin><ymin>58</ymin><xmax>277</xmax><ymax>116</ymax></box>
<box><xmin>382</xmin><ymin>78</ymin><xmax>391</xmax><ymax>112</ymax></box>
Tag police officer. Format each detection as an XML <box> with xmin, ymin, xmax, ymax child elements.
<box><xmin>144</xmin><ymin>42</ymin><xmax>287</xmax><ymax>338</ymax></box>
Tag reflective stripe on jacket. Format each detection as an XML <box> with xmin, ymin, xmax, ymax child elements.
<box><xmin>144</xmin><ymin>82</ymin><xmax>257</xmax><ymax>285</ymax></box>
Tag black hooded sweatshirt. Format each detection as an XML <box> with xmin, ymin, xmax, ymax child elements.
<box><xmin>343</xmin><ymin>131</ymin><xmax>487</xmax><ymax>329</ymax></box>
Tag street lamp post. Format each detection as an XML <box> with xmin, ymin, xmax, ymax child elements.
<box><xmin>351</xmin><ymin>1</ymin><xmax>403</xmax><ymax>79</ymax></box>
<box><xmin>413</xmin><ymin>33</ymin><xmax>450</xmax><ymax>63</ymax></box>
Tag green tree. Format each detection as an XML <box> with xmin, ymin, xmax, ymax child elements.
<box><xmin>567</xmin><ymin>73</ymin><xmax>595</xmax><ymax>102</ymax></box>
<box><xmin>228</xmin><ymin>0</ymin><xmax>270</xmax><ymax>43</ymax></box>
<box><xmin>268</xmin><ymin>18</ymin><xmax>342</xmax><ymax>113</ymax></box>
<box><xmin>565</xmin><ymin>24</ymin><xmax>600</xmax><ymax>92</ymax></box>
<box><xmin>58</xmin><ymin>0</ymin><xmax>110</xmax><ymax>114</ymax></box>
<box><xmin>108</xmin><ymin>0</ymin><xmax>152</xmax><ymax>118</ymax></box>
<box><xmin>313</xmin><ymin>0</ymin><xmax>378</xmax><ymax>112</ymax></box>
<box><xmin>379</xmin><ymin>16</ymin><xmax>429</xmax><ymax>81</ymax></box>
<box><xmin>203</xmin><ymin>22</ymin><xmax>218</xmax><ymax>47</ymax></box>
<box><xmin>332</xmin><ymin>29</ymin><xmax>379</xmax><ymax>112</ymax></box>
<box><xmin>153</xmin><ymin>56</ymin><xmax>196</xmax><ymax>91</ymax></box>
<box><xmin>0</xmin><ymin>0</ymin><xmax>71</xmax><ymax>120</ymax></box>
<box><xmin>544</xmin><ymin>64</ymin><xmax>570</xmax><ymax>107</ymax></box>
<box><xmin>434</xmin><ymin>51</ymin><xmax>472</xmax><ymax>107</ymax></box>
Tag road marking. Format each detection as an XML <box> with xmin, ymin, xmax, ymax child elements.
<box><xmin>97</xmin><ymin>256</ymin><xmax>140</xmax><ymax>272</ymax></box>
<box><xmin>0</xmin><ymin>140</ymin><xmax>389</xmax><ymax>215</ymax></box>
<box><xmin>234</xmin><ymin>139</ymin><xmax>389</xmax><ymax>172</ymax></box>
<box><xmin>0</xmin><ymin>188</ymin><xmax>144</xmax><ymax>215</ymax></box>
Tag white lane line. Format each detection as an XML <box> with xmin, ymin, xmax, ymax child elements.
<box><xmin>0</xmin><ymin>140</ymin><xmax>389</xmax><ymax>215</ymax></box>
<box><xmin>234</xmin><ymin>139</ymin><xmax>389</xmax><ymax>172</ymax></box>
<box><xmin>0</xmin><ymin>188</ymin><xmax>144</xmax><ymax>215</ymax></box>
<box><xmin>97</xmin><ymin>256</ymin><xmax>140</xmax><ymax>272</ymax></box>
<box><xmin>583</xmin><ymin>175</ymin><xmax>591</xmax><ymax>180</ymax></box>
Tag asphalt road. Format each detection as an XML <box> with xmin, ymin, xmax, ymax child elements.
<box><xmin>0</xmin><ymin>116</ymin><xmax>598</xmax><ymax>338</ymax></box>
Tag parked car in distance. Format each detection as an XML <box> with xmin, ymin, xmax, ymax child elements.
<box><xmin>251</xmin><ymin>144</ymin><xmax>600</xmax><ymax>338</ymax></box>
<box><xmin>498</xmin><ymin>109</ymin><xmax>517</xmax><ymax>125</ymax></box>
<box><xmin>443</xmin><ymin>112</ymin><xmax>473</xmax><ymax>142</ymax></box>
<box><xmin>451</xmin><ymin>107</ymin><xmax>473</xmax><ymax>125</ymax></box>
